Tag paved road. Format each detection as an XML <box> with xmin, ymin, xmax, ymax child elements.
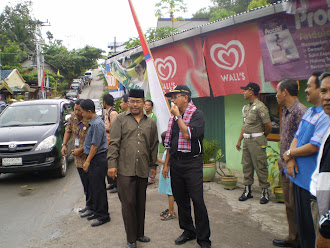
<box><xmin>0</xmin><ymin>69</ymin><xmax>105</xmax><ymax>248</ymax></box>
<box><xmin>80</xmin><ymin>69</ymin><xmax>104</xmax><ymax>99</ymax></box>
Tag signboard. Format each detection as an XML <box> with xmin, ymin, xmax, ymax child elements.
<box><xmin>152</xmin><ymin>37</ymin><xmax>210</xmax><ymax>98</ymax></box>
<box><xmin>257</xmin><ymin>4</ymin><xmax>330</xmax><ymax>81</ymax></box>
<box><xmin>203</xmin><ymin>22</ymin><xmax>264</xmax><ymax>96</ymax></box>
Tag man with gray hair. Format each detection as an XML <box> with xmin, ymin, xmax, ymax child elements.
<box><xmin>273</xmin><ymin>78</ymin><xmax>307</xmax><ymax>248</ymax></box>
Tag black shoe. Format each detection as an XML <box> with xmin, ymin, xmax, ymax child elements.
<box><xmin>260</xmin><ymin>188</ymin><xmax>269</xmax><ymax>204</ymax></box>
<box><xmin>90</xmin><ymin>218</ymin><xmax>110</xmax><ymax>227</ymax></box>
<box><xmin>126</xmin><ymin>242</ymin><xmax>136</xmax><ymax>248</ymax></box>
<box><xmin>106</xmin><ymin>184</ymin><xmax>114</xmax><ymax>190</ymax></box>
<box><xmin>175</xmin><ymin>232</ymin><xmax>196</xmax><ymax>245</ymax></box>
<box><xmin>87</xmin><ymin>214</ymin><xmax>97</xmax><ymax>221</ymax></box>
<box><xmin>78</xmin><ymin>207</ymin><xmax>88</xmax><ymax>213</ymax></box>
<box><xmin>137</xmin><ymin>236</ymin><xmax>150</xmax><ymax>242</ymax></box>
<box><xmin>273</xmin><ymin>239</ymin><xmax>296</xmax><ymax>247</ymax></box>
<box><xmin>80</xmin><ymin>209</ymin><xmax>93</xmax><ymax>218</ymax></box>
<box><xmin>109</xmin><ymin>187</ymin><xmax>117</xmax><ymax>193</ymax></box>
<box><xmin>200</xmin><ymin>244</ymin><xmax>211</xmax><ymax>248</ymax></box>
<box><xmin>238</xmin><ymin>185</ymin><xmax>253</xmax><ymax>201</ymax></box>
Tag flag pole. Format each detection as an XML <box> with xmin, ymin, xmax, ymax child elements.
<box><xmin>127</xmin><ymin>0</ymin><xmax>170</xmax><ymax>110</ymax></box>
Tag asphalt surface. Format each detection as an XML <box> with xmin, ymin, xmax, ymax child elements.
<box><xmin>0</xmin><ymin>69</ymin><xmax>104</xmax><ymax>248</ymax></box>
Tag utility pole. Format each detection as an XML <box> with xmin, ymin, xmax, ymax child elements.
<box><xmin>35</xmin><ymin>20</ymin><xmax>50</xmax><ymax>98</ymax></box>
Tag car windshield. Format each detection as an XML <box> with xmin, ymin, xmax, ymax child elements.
<box><xmin>66</xmin><ymin>92</ymin><xmax>77</xmax><ymax>96</ymax></box>
<box><xmin>0</xmin><ymin>104</ymin><xmax>58</xmax><ymax>127</ymax></box>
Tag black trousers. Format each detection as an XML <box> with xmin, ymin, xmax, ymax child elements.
<box><xmin>170</xmin><ymin>155</ymin><xmax>211</xmax><ymax>246</ymax></box>
<box><xmin>77</xmin><ymin>167</ymin><xmax>93</xmax><ymax>210</ymax></box>
<box><xmin>88</xmin><ymin>152</ymin><xmax>109</xmax><ymax>221</ymax></box>
<box><xmin>293</xmin><ymin>183</ymin><xmax>315</xmax><ymax>248</ymax></box>
<box><xmin>117</xmin><ymin>173</ymin><xmax>148</xmax><ymax>243</ymax></box>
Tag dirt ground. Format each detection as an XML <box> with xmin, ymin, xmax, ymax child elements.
<box><xmin>32</xmin><ymin>171</ymin><xmax>287</xmax><ymax>248</ymax></box>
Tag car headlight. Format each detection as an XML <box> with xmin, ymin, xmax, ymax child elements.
<box><xmin>35</xmin><ymin>135</ymin><xmax>57</xmax><ymax>151</ymax></box>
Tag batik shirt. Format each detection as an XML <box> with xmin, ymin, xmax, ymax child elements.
<box><xmin>65</xmin><ymin>113</ymin><xmax>89</xmax><ymax>168</ymax></box>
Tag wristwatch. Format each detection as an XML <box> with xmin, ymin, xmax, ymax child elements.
<box><xmin>174</xmin><ymin>115</ymin><xmax>182</xmax><ymax>121</ymax></box>
<box><xmin>286</xmin><ymin>149</ymin><xmax>291</xmax><ymax>157</ymax></box>
<box><xmin>62</xmin><ymin>143</ymin><xmax>67</xmax><ymax>147</ymax></box>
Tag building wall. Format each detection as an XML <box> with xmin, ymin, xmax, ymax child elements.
<box><xmin>6</xmin><ymin>71</ymin><xmax>25</xmax><ymax>88</ymax></box>
<box><xmin>193</xmin><ymin>96</ymin><xmax>226</xmax><ymax>161</ymax></box>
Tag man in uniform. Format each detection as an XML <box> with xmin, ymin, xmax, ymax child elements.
<box><xmin>162</xmin><ymin>85</ymin><xmax>211</xmax><ymax>248</ymax></box>
<box><xmin>236</xmin><ymin>82</ymin><xmax>272</xmax><ymax>204</ymax></box>
<box><xmin>107</xmin><ymin>89</ymin><xmax>158</xmax><ymax>248</ymax></box>
<box><xmin>61</xmin><ymin>99</ymin><xmax>92</xmax><ymax>217</ymax></box>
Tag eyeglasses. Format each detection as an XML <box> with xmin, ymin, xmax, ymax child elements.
<box><xmin>171</xmin><ymin>94</ymin><xmax>185</xmax><ymax>100</ymax></box>
<box><xmin>129</xmin><ymin>100</ymin><xmax>144</xmax><ymax>104</ymax></box>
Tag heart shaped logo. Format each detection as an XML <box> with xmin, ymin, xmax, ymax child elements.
<box><xmin>155</xmin><ymin>56</ymin><xmax>177</xmax><ymax>81</ymax></box>
<box><xmin>210</xmin><ymin>40</ymin><xmax>245</xmax><ymax>71</ymax></box>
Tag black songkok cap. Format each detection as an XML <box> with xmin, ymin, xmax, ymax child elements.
<box><xmin>129</xmin><ymin>89</ymin><xmax>144</xmax><ymax>98</ymax></box>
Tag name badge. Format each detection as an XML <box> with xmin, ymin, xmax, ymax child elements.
<box><xmin>75</xmin><ymin>138</ymin><xmax>79</xmax><ymax>147</ymax></box>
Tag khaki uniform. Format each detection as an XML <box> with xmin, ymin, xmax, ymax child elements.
<box><xmin>241</xmin><ymin>99</ymin><xmax>270</xmax><ymax>188</ymax></box>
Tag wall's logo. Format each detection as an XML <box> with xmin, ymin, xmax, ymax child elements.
<box><xmin>210</xmin><ymin>40</ymin><xmax>245</xmax><ymax>71</ymax></box>
<box><xmin>155</xmin><ymin>56</ymin><xmax>177</xmax><ymax>81</ymax></box>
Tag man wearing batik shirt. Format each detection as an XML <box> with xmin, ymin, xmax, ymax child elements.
<box><xmin>284</xmin><ymin>72</ymin><xmax>330</xmax><ymax>248</ymax></box>
<box><xmin>273</xmin><ymin>79</ymin><xmax>307</xmax><ymax>248</ymax></box>
<box><xmin>61</xmin><ymin>99</ymin><xmax>92</xmax><ymax>217</ymax></box>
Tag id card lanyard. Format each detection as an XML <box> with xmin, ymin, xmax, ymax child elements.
<box><xmin>75</xmin><ymin>122</ymin><xmax>84</xmax><ymax>147</ymax></box>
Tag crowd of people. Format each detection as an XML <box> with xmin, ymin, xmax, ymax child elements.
<box><xmin>61</xmin><ymin>71</ymin><xmax>330</xmax><ymax>248</ymax></box>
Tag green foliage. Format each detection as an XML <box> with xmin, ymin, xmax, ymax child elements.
<box><xmin>202</xmin><ymin>140</ymin><xmax>220</xmax><ymax>164</ymax></box>
<box><xmin>192</xmin><ymin>8</ymin><xmax>211</xmax><ymax>19</ymax></box>
<box><xmin>264</xmin><ymin>145</ymin><xmax>281</xmax><ymax>192</ymax></box>
<box><xmin>124</xmin><ymin>26</ymin><xmax>179</xmax><ymax>49</ymax></box>
<box><xmin>209</xmin><ymin>8</ymin><xmax>236</xmax><ymax>22</ymax></box>
<box><xmin>155</xmin><ymin>0</ymin><xmax>187</xmax><ymax>19</ymax></box>
<box><xmin>42</xmin><ymin>40</ymin><xmax>104</xmax><ymax>82</ymax></box>
<box><xmin>248</xmin><ymin>0</ymin><xmax>269</xmax><ymax>10</ymax></box>
<box><xmin>0</xmin><ymin>2</ymin><xmax>37</xmax><ymax>53</ymax></box>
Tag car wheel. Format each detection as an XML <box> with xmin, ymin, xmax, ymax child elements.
<box><xmin>54</xmin><ymin>156</ymin><xmax>68</xmax><ymax>178</ymax></box>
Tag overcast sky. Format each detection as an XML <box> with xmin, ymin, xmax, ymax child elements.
<box><xmin>0</xmin><ymin>0</ymin><xmax>212</xmax><ymax>52</ymax></box>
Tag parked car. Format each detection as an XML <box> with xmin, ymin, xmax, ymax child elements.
<box><xmin>70</xmin><ymin>83</ymin><xmax>82</xmax><ymax>94</ymax></box>
<box><xmin>92</xmin><ymin>99</ymin><xmax>104</xmax><ymax>120</ymax></box>
<box><xmin>73</xmin><ymin>78</ymin><xmax>84</xmax><ymax>88</ymax></box>
<box><xmin>65</xmin><ymin>90</ymin><xmax>79</xmax><ymax>101</ymax></box>
<box><xmin>0</xmin><ymin>99</ymin><xmax>74</xmax><ymax>177</ymax></box>
<box><xmin>85</xmin><ymin>71</ymin><xmax>93</xmax><ymax>80</ymax></box>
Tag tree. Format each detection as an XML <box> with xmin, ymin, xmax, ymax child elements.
<box><xmin>124</xmin><ymin>26</ymin><xmax>179</xmax><ymax>49</ymax></box>
<box><xmin>155</xmin><ymin>0</ymin><xmax>187</xmax><ymax>26</ymax></box>
<box><xmin>248</xmin><ymin>0</ymin><xmax>269</xmax><ymax>10</ymax></box>
<box><xmin>0</xmin><ymin>2</ymin><xmax>38</xmax><ymax>53</ymax></box>
<box><xmin>209</xmin><ymin>8</ymin><xmax>236</xmax><ymax>22</ymax></box>
<box><xmin>192</xmin><ymin>8</ymin><xmax>212</xmax><ymax>19</ymax></box>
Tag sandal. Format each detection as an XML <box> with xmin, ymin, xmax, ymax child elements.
<box><xmin>161</xmin><ymin>212</ymin><xmax>177</xmax><ymax>221</ymax></box>
<box><xmin>160</xmin><ymin>209</ymin><xmax>169</xmax><ymax>217</ymax></box>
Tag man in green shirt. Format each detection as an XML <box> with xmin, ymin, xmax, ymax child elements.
<box><xmin>107</xmin><ymin>89</ymin><xmax>158</xmax><ymax>248</ymax></box>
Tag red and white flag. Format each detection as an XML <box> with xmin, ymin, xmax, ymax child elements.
<box><xmin>128</xmin><ymin>0</ymin><xmax>170</xmax><ymax>137</ymax></box>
